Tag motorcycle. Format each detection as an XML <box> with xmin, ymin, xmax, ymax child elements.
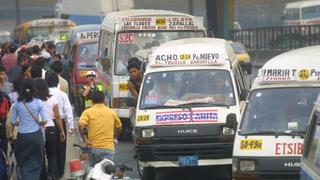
<box><xmin>69</xmin><ymin>144</ymin><xmax>133</xmax><ymax>180</ymax></box>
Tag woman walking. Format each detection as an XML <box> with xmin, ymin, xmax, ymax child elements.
<box><xmin>10</xmin><ymin>78</ymin><xmax>47</xmax><ymax>180</ymax></box>
<box><xmin>35</xmin><ymin>79</ymin><xmax>65</xmax><ymax>179</ymax></box>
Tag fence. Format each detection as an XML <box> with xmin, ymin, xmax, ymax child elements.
<box><xmin>231</xmin><ymin>25</ymin><xmax>320</xmax><ymax>51</ymax></box>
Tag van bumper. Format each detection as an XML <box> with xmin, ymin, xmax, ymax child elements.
<box><xmin>232</xmin><ymin>156</ymin><xmax>300</xmax><ymax>180</ymax></box>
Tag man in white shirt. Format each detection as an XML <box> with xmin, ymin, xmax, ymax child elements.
<box><xmin>45</xmin><ymin>71</ymin><xmax>74</xmax><ymax>179</ymax></box>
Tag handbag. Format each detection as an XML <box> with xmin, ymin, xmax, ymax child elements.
<box><xmin>22</xmin><ymin>101</ymin><xmax>46</xmax><ymax>141</ymax></box>
<box><xmin>6</xmin><ymin>104</ymin><xmax>18</xmax><ymax>140</ymax></box>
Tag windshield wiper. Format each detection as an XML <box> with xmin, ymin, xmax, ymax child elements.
<box><xmin>240</xmin><ymin>130</ymin><xmax>305</xmax><ymax>138</ymax></box>
<box><xmin>143</xmin><ymin>105</ymin><xmax>175</xmax><ymax>109</ymax></box>
<box><xmin>176</xmin><ymin>102</ymin><xmax>230</xmax><ymax>108</ymax></box>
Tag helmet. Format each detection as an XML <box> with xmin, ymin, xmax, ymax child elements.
<box><xmin>86</xmin><ymin>70</ymin><xmax>96</xmax><ymax>77</ymax></box>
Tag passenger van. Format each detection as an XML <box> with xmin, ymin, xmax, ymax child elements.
<box><xmin>133</xmin><ymin>38</ymin><xmax>248</xmax><ymax>180</ymax></box>
<box><xmin>65</xmin><ymin>25</ymin><xmax>100</xmax><ymax>115</ymax></box>
<box><xmin>232</xmin><ymin>45</ymin><xmax>320</xmax><ymax>179</ymax></box>
<box><xmin>96</xmin><ymin>9</ymin><xmax>206</xmax><ymax>138</ymax></box>
<box><xmin>300</xmin><ymin>95</ymin><xmax>320</xmax><ymax>180</ymax></box>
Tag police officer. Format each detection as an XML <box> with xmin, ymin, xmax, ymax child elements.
<box><xmin>81</xmin><ymin>71</ymin><xmax>103</xmax><ymax>109</ymax></box>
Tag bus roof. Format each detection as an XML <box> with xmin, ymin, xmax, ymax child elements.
<box><xmin>101</xmin><ymin>9</ymin><xmax>204</xmax><ymax>32</ymax></box>
<box><xmin>16</xmin><ymin>18</ymin><xmax>76</xmax><ymax>28</ymax></box>
<box><xmin>285</xmin><ymin>0</ymin><xmax>320</xmax><ymax>9</ymax></box>
<box><xmin>252</xmin><ymin>45</ymin><xmax>320</xmax><ymax>89</ymax></box>
<box><xmin>146</xmin><ymin>38</ymin><xmax>236</xmax><ymax>70</ymax></box>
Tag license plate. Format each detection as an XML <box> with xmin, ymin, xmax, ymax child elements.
<box><xmin>178</xmin><ymin>155</ymin><xmax>198</xmax><ymax>167</ymax></box>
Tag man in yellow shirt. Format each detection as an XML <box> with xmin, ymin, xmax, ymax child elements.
<box><xmin>79</xmin><ymin>91</ymin><xmax>122</xmax><ymax>166</ymax></box>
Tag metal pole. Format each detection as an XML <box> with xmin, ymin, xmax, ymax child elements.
<box><xmin>15</xmin><ymin>0</ymin><xmax>21</xmax><ymax>25</ymax></box>
<box><xmin>188</xmin><ymin>0</ymin><xmax>194</xmax><ymax>15</ymax></box>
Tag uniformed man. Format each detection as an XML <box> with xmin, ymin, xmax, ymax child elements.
<box><xmin>81</xmin><ymin>71</ymin><xmax>103</xmax><ymax>109</ymax></box>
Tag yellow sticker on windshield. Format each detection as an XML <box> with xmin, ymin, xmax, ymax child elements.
<box><xmin>119</xmin><ymin>82</ymin><xmax>128</xmax><ymax>91</ymax></box>
<box><xmin>240</xmin><ymin>139</ymin><xmax>263</xmax><ymax>150</ymax></box>
<box><xmin>137</xmin><ymin>115</ymin><xmax>149</xmax><ymax>122</ymax></box>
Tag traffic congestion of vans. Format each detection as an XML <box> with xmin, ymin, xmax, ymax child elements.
<box><xmin>2</xmin><ymin>5</ymin><xmax>320</xmax><ymax>180</ymax></box>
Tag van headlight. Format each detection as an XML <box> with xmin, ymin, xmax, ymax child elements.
<box><xmin>240</xmin><ymin>160</ymin><xmax>255</xmax><ymax>172</ymax></box>
<box><xmin>222</xmin><ymin>127</ymin><xmax>235</xmax><ymax>135</ymax></box>
<box><xmin>232</xmin><ymin>158</ymin><xmax>238</xmax><ymax>172</ymax></box>
<box><xmin>142</xmin><ymin>128</ymin><xmax>155</xmax><ymax>138</ymax></box>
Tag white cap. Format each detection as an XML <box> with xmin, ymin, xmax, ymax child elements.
<box><xmin>86</xmin><ymin>70</ymin><xmax>97</xmax><ymax>77</ymax></box>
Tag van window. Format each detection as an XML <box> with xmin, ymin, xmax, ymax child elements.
<box><xmin>305</xmin><ymin>113</ymin><xmax>320</xmax><ymax>169</ymax></box>
<box><xmin>284</xmin><ymin>8</ymin><xmax>300</xmax><ymax>21</ymax></box>
<box><xmin>139</xmin><ymin>70</ymin><xmax>236</xmax><ymax>109</ymax></box>
<box><xmin>233</xmin><ymin>65</ymin><xmax>247</xmax><ymax>98</ymax></box>
<box><xmin>302</xmin><ymin>5</ymin><xmax>320</xmax><ymax>20</ymax></box>
<box><xmin>240</xmin><ymin>87</ymin><xmax>319</xmax><ymax>135</ymax></box>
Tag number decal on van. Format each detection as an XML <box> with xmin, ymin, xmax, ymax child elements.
<box><xmin>137</xmin><ymin>115</ymin><xmax>150</xmax><ymax>122</ymax></box>
<box><xmin>119</xmin><ymin>82</ymin><xmax>128</xmax><ymax>91</ymax></box>
<box><xmin>240</xmin><ymin>139</ymin><xmax>263</xmax><ymax>150</ymax></box>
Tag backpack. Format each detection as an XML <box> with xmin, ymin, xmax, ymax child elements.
<box><xmin>0</xmin><ymin>94</ymin><xmax>9</xmax><ymax>121</ymax></box>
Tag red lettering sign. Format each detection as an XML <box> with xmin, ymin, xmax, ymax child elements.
<box><xmin>118</xmin><ymin>33</ymin><xmax>134</xmax><ymax>44</ymax></box>
<box><xmin>275</xmin><ymin>143</ymin><xmax>304</xmax><ymax>155</ymax></box>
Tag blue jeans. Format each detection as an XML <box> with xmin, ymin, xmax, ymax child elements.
<box><xmin>88</xmin><ymin>148</ymin><xmax>114</xmax><ymax>167</ymax></box>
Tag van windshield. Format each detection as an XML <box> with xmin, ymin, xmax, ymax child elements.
<box><xmin>139</xmin><ymin>70</ymin><xmax>235</xmax><ymax>109</ymax></box>
<box><xmin>240</xmin><ymin>88</ymin><xmax>320</xmax><ymax>135</ymax></box>
<box><xmin>77</xmin><ymin>42</ymin><xmax>98</xmax><ymax>69</ymax></box>
<box><xmin>115</xmin><ymin>31</ymin><xmax>205</xmax><ymax>75</ymax></box>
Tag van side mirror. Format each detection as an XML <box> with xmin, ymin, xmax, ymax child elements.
<box><xmin>127</xmin><ymin>97</ymin><xmax>137</xmax><ymax>107</ymax></box>
<box><xmin>240</xmin><ymin>89</ymin><xmax>248</xmax><ymax>101</ymax></box>
<box><xmin>226</xmin><ymin>113</ymin><xmax>237</xmax><ymax>129</ymax></box>
<box><xmin>99</xmin><ymin>57</ymin><xmax>111</xmax><ymax>70</ymax></box>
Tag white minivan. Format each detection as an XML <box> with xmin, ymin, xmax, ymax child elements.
<box><xmin>133</xmin><ymin>38</ymin><xmax>248</xmax><ymax>180</ymax></box>
<box><xmin>300</xmin><ymin>94</ymin><xmax>320</xmax><ymax>180</ymax></box>
<box><xmin>232</xmin><ymin>45</ymin><xmax>320</xmax><ymax>179</ymax></box>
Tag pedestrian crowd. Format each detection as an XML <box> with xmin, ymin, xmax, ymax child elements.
<box><xmin>0</xmin><ymin>41</ymin><xmax>73</xmax><ymax>180</ymax></box>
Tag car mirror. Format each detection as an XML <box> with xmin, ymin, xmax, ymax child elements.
<box><xmin>240</xmin><ymin>89</ymin><xmax>248</xmax><ymax>101</ymax></box>
<box><xmin>226</xmin><ymin>113</ymin><xmax>237</xmax><ymax>129</ymax></box>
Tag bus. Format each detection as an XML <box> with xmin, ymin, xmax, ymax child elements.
<box><xmin>96</xmin><ymin>9</ymin><xmax>206</xmax><ymax>139</ymax></box>
<box><xmin>283</xmin><ymin>0</ymin><xmax>320</xmax><ymax>26</ymax></box>
<box><xmin>13</xmin><ymin>18</ymin><xmax>76</xmax><ymax>44</ymax></box>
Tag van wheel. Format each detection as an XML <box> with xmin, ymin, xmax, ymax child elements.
<box><xmin>141</xmin><ymin>167</ymin><xmax>156</xmax><ymax>180</ymax></box>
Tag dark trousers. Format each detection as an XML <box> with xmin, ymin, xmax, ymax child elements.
<box><xmin>45</xmin><ymin>126</ymin><xmax>58</xmax><ymax>179</ymax></box>
<box><xmin>14</xmin><ymin>129</ymin><xmax>44</xmax><ymax>180</ymax></box>
<box><xmin>0</xmin><ymin>123</ymin><xmax>8</xmax><ymax>155</ymax></box>
<box><xmin>56</xmin><ymin>121</ymin><xmax>66</xmax><ymax>178</ymax></box>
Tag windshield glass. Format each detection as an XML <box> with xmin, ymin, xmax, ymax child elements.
<box><xmin>139</xmin><ymin>70</ymin><xmax>235</xmax><ymax>109</ymax></box>
<box><xmin>115</xmin><ymin>31</ymin><xmax>205</xmax><ymax>75</ymax></box>
<box><xmin>284</xmin><ymin>8</ymin><xmax>300</xmax><ymax>21</ymax></box>
<box><xmin>77</xmin><ymin>43</ymin><xmax>98</xmax><ymax>69</ymax></box>
<box><xmin>55</xmin><ymin>41</ymin><xmax>66</xmax><ymax>55</ymax></box>
<box><xmin>240</xmin><ymin>88</ymin><xmax>320</xmax><ymax>135</ymax></box>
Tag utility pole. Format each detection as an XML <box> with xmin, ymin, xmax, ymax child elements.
<box><xmin>15</xmin><ymin>0</ymin><xmax>21</xmax><ymax>25</ymax></box>
<box><xmin>188</xmin><ymin>0</ymin><xmax>194</xmax><ymax>15</ymax></box>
